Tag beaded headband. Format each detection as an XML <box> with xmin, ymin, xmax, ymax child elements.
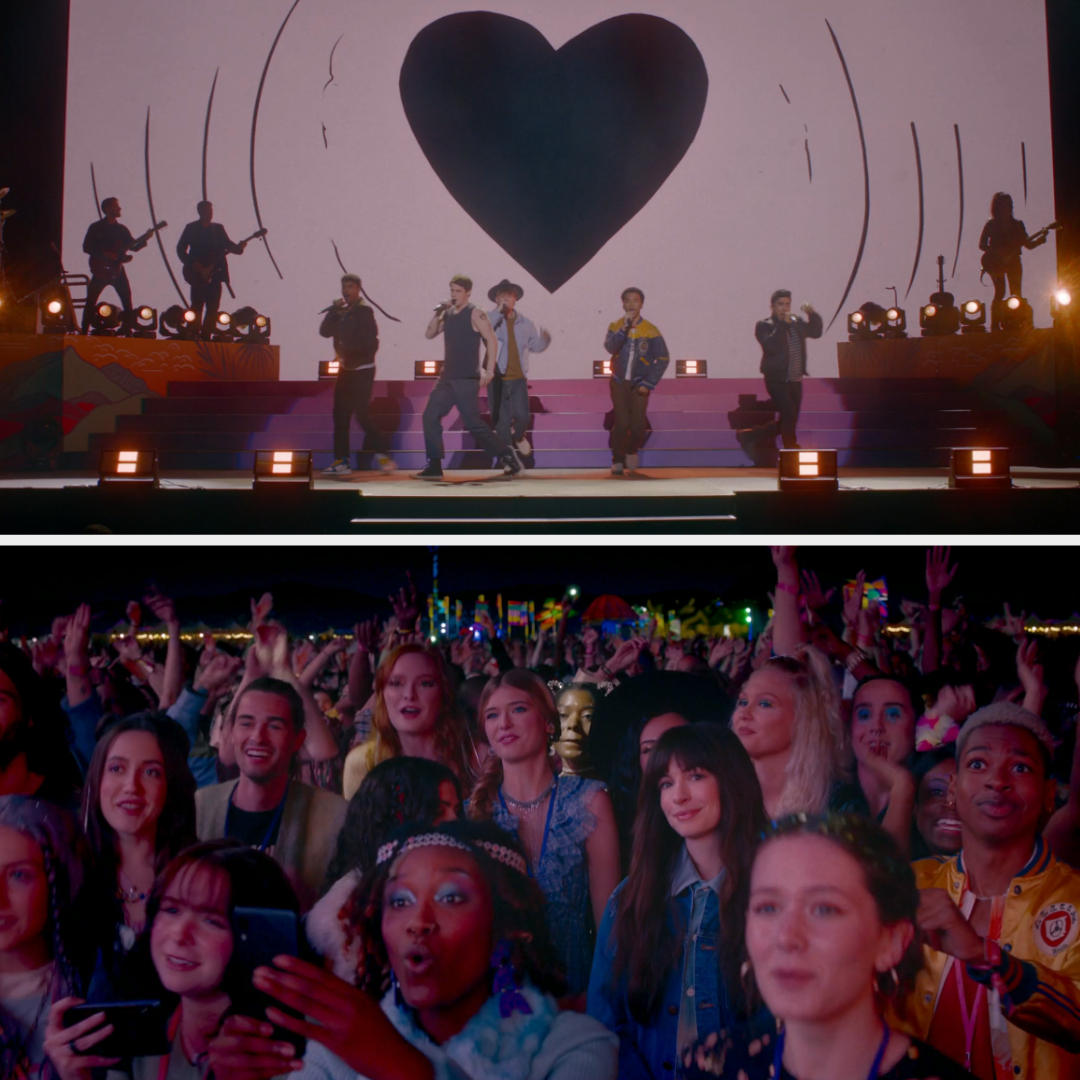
<box><xmin>377</xmin><ymin>832</ymin><xmax>528</xmax><ymax>876</ymax></box>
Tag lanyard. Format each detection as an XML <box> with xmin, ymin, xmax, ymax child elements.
<box><xmin>773</xmin><ymin>1018</ymin><xmax>890</xmax><ymax>1080</ymax></box>
<box><xmin>952</xmin><ymin>890</ymin><xmax>1004</xmax><ymax>1072</ymax></box>
<box><xmin>158</xmin><ymin>1006</ymin><xmax>183</xmax><ymax>1080</ymax></box>
<box><xmin>498</xmin><ymin>775</ymin><xmax>557</xmax><ymax>879</ymax></box>
<box><xmin>225</xmin><ymin>787</ymin><xmax>287</xmax><ymax>853</ymax></box>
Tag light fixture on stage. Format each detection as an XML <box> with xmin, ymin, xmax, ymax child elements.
<box><xmin>253</xmin><ymin>450</ymin><xmax>313</xmax><ymax>489</ymax></box>
<box><xmin>160</xmin><ymin>305</ymin><xmax>200</xmax><ymax>340</ymax></box>
<box><xmin>999</xmin><ymin>295</ymin><xmax>1033</xmax><ymax>333</ymax></box>
<box><xmin>87</xmin><ymin>301</ymin><xmax>126</xmax><ymax>336</ymax></box>
<box><xmin>919</xmin><ymin>299</ymin><xmax>961</xmax><ymax>337</ymax></box>
<box><xmin>676</xmin><ymin>359</ymin><xmax>708</xmax><ymax>378</ymax></box>
<box><xmin>413</xmin><ymin>360</ymin><xmax>444</xmax><ymax>379</ymax></box>
<box><xmin>777</xmin><ymin>449</ymin><xmax>838</xmax><ymax>492</ymax></box>
<box><xmin>882</xmin><ymin>308</ymin><xmax>907</xmax><ymax>338</ymax></box>
<box><xmin>211</xmin><ymin>311</ymin><xmax>237</xmax><ymax>342</ymax></box>
<box><xmin>847</xmin><ymin>305</ymin><xmax>885</xmax><ymax>341</ymax></box>
<box><xmin>131</xmin><ymin>305</ymin><xmax>157</xmax><ymax>338</ymax></box>
<box><xmin>232</xmin><ymin>306</ymin><xmax>271</xmax><ymax>343</ymax></box>
<box><xmin>949</xmin><ymin>447</ymin><xmax>1010</xmax><ymax>489</ymax></box>
<box><xmin>99</xmin><ymin>449</ymin><xmax>159</xmax><ymax>487</ymax></box>
<box><xmin>592</xmin><ymin>358</ymin><xmax>613</xmax><ymax>378</ymax></box>
<box><xmin>1051</xmin><ymin>287</ymin><xmax>1074</xmax><ymax>327</ymax></box>
<box><xmin>318</xmin><ymin>359</ymin><xmax>341</xmax><ymax>380</ymax></box>
<box><xmin>40</xmin><ymin>294</ymin><xmax>72</xmax><ymax>333</ymax></box>
<box><xmin>959</xmin><ymin>300</ymin><xmax>986</xmax><ymax>334</ymax></box>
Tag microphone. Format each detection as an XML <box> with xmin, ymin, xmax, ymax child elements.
<box><xmin>434</xmin><ymin>299</ymin><xmax>453</xmax><ymax>314</ymax></box>
<box><xmin>318</xmin><ymin>298</ymin><xmax>344</xmax><ymax>313</ymax></box>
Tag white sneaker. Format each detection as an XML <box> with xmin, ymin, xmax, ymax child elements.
<box><xmin>611</xmin><ymin>462</ymin><xmax>625</xmax><ymax>476</ymax></box>
<box><xmin>375</xmin><ymin>454</ymin><xmax>397</xmax><ymax>473</ymax></box>
<box><xmin>626</xmin><ymin>453</ymin><xmax>639</xmax><ymax>473</ymax></box>
<box><xmin>322</xmin><ymin>460</ymin><xmax>352</xmax><ymax>475</ymax></box>
<box><xmin>515</xmin><ymin>437</ymin><xmax>532</xmax><ymax>456</ymax></box>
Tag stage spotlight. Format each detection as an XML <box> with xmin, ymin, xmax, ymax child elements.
<box><xmin>98</xmin><ymin>449</ymin><xmax>159</xmax><ymax>487</ymax></box>
<box><xmin>675</xmin><ymin>359</ymin><xmax>707</xmax><ymax>378</ymax></box>
<box><xmin>40</xmin><ymin>294</ymin><xmax>73</xmax><ymax>333</ymax></box>
<box><xmin>413</xmin><ymin>360</ymin><xmax>444</xmax><ymax>379</ymax></box>
<box><xmin>959</xmin><ymin>299</ymin><xmax>986</xmax><ymax>334</ymax></box>
<box><xmin>318</xmin><ymin>359</ymin><xmax>341</xmax><ymax>380</ymax></box>
<box><xmin>131</xmin><ymin>305</ymin><xmax>157</xmax><ymax>338</ymax></box>
<box><xmin>883</xmin><ymin>307</ymin><xmax>907</xmax><ymax>338</ymax></box>
<box><xmin>87</xmin><ymin>301</ymin><xmax>126</xmax><ymax>336</ymax></box>
<box><xmin>253</xmin><ymin>450</ymin><xmax>313</xmax><ymax>489</ymax></box>
<box><xmin>1051</xmin><ymin>287</ymin><xmax>1074</xmax><ymax>327</ymax></box>
<box><xmin>847</xmin><ymin>305</ymin><xmax>885</xmax><ymax>341</ymax></box>
<box><xmin>593</xmin><ymin>358</ymin><xmax>614</xmax><ymax>378</ymax></box>
<box><xmin>949</xmin><ymin>447</ymin><xmax>1010</xmax><ymax>489</ymax></box>
<box><xmin>778</xmin><ymin>448</ymin><xmax>838</xmax><ymax>492</ymax></box>
<box><xmin>160</xmin><ymin>304</ymin><xmax>200</xmax><ymax>340</ymax></box>
<box><xmin>210</xmin><ymin>311</ymin><xmax>237</xmax><ymax>342</ymax></box>
<box><xmin>999</xmin><ymin>295</ymin><xmax>1033</xmax><ymax>333</ymax></box>
<box><xmin>232</xmin><ymin>306</ymin><xmax>271</xmax><ymax>343</ymax></box>
<box><xmin>919</xmin><ymin>298</ymin><xmax>961</xmax><ymax>337</ymax></box>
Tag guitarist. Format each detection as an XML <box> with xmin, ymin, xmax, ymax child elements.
<box><xmin>978</xmin><ymin>191</ymin><xmax>1048</xmax><ymax>329</ymax></box>
<box><xmin>176</xmin><ymin>201</ymin><xmax>248</xmax><ymax>339</ymax></box>
<box><xmin>80</xmin><ymin>196</ymin><xmax>149</xmax><ymax>334</ymax></box>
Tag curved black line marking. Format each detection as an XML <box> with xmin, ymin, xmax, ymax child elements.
<box><xmin>202</xmin><ymin>68</ymin><xmax>219</xmax><ymax>203</ymax></box>
<box><xmin>322</xmin><ymin>123</ymin><xmax>328</xmax><ymax>149</ymax></box>
<box><xmin>951</xmin><ymin>123</ymin><xmax>964</xmax><ymax>278</ymax></box>
<box><xmin>1022</xmin><ymin>141</ymin><xmax>1028</xmax><ymax>203</ymax></box>
<box><xmin>144</xmin><ymin>108</ymin><xmax>188</xmax><ymax>305</ymax></box>
<box><xmin>904</xmin><ymin>122</ymin><xmax>924</xmax><ymax>300</ymax></box>
<box><xmin>250</xmin><ymin>0</ymin><xmax>303</xmax><ymax>281</ymax></box>
<box><xmin>323</xmin><ymin>33</ymin><xmax>343</xmax><ymax>94</ymax></box>
<box><xmin>824</xmin><ymin>19</ymin><xmax>870</xmax><ymax>332</ymax></box>
<box><xmin>779</xmin><ymin>83</ymin><xmax>790</xmax><ymax>104</ymax></box>
<box><xmin>91</xmin><ymin>162</ymin><xmax>102</xmax><ymax>219</ymax></box>
<box><xmin>805</xmin><ymin>139</ymin><xmax>812</xmax><ymax>183</ymax></box>
<box><xmin>331</xmin><ymin>238</ymin><xmax>348</xmax><ymax>275</ymax></box>
<box><xmin>331</xmin><ymin>241</ymin><xmax>401</xmax><ymax>322</ymax></box>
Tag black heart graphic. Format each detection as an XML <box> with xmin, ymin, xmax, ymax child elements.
<box><xmin>400</xmin><ymin>13</ymin><xmax>708</xmax><ymax>292</ymax></box>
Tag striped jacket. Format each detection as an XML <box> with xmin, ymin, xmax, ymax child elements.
<box><xmin>892</xmin><ymin>837</ymin><xmax>1080</xmax><ymax>1080</ymax></box>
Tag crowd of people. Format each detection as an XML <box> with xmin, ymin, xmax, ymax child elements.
<box><xmin>1</xmin><ymin>547</ymin><xmax>1078</xmax><ymax>1080</ymax></box>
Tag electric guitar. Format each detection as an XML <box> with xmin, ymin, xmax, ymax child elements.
<box><xmin>980</xmin><ymin>221</ymin><xmax>1061</xmax><ymax>276</ymax></box>
<box><xmin>182</xmin><ymin>228</ymin><xmax>267</xmax><ymax>287</ymax></box>
<box><xmin>89</xmin><ymin>221</ymin><xmax>167</xmax><ymax>280</ymax></box>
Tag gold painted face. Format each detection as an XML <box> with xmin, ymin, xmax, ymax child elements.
<box><xmin>555</xmin><ymin>687</ymin><xmax>596</xmax><ymax>759</ymax></box>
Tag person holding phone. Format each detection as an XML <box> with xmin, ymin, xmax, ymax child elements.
<box><xmin>0</xmin><ymin>797</ymin><xmax>89</xmax><ymax>1080</ymax></box>
<box><xmin>44</xmin><ymin>840</ymin><xmax>300</xmax><ymax>1080</ymax></box>
<box><xmin>206</xmin><ymin>820</ymin><xmax>618</xmax><ymax>1080</ymax></box>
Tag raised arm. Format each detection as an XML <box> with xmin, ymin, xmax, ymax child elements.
<box><xmin>770</xmin><ymin>546</ymin><xmax>805</xmax><ymax>656</ymax></box>
<box><xmin>921</xmin><ymin>546</ymin><xmax>957</xmax><ymax>674</ymax></box>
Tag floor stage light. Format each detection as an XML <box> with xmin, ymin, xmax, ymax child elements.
<box><xmin>778</xmin><ymin>449</ymin><xmax>838</xmax><ymax>492</ymax></box>
<box><xmin>949</xmin><ymin>447</ymin><xmax>1010</xmax><ymax>489</ymax></box>
<box><xmin>253</xmin><ymin>450</ymin><xmax>313</xmax><ymax>489</ymax></box>
<box><xmin>99</xmin><ymin>449</ymin><xmax>159</xmax><ymax>487</ymax></box>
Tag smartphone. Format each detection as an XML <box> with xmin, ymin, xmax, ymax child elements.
<box><xmin>63</xmin><ymin>1000</ymin><xmax>170</xmax><ymax>1059</ymax></box>
<box><xmin>230</xmin><ymin>906</ymin><xmax>306</xmax><ymax>1056</ymax></box>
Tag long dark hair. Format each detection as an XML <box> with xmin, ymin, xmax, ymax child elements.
<box><xmin>323</xmin><ymin>756</ymin><xmax>463</xmax><ymax>891</ymax></box>
<box><xmin>611</xmin><ymin>723</ymin><xmax>765</xmax><ymax>1023</ymax></box>
<box><xmin>352</xmin><ymin>819</ymin><xmax>566</xmax><ymax>1001</ymax></box>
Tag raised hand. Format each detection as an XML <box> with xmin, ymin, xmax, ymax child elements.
<box><xmin>708</xmin><ymin>637</ymin><xmax>736</xmax><ymax>668</ymax></box>
<box><xmin>251</xmin><ymin>622</ymin><xmax>290</xmax><ymax>678</ymax></box>
<box><xmin>143</xmin><ymin>589</ymin><xmax>178</xmax><ymax>628</ymax></box>
<box><xmin>249</xmin><ymin>592</ymin><xmax>274</xmax><ymax>631</ymax></box>
<box><xmin>770</xmin><ymin>545</ymin><xmax>797</xmax><ymax>570</ymax></box>
<box><xmin>194</xmin><ymin>651</ymin><xmax>243</xmax><ymax>697</ymax></box>
<box><xmin>800</xmin><ymin>569</ymin><xmax>835</xmax><ymax>612</ymax></box>
<box><xmin>390</xmin><ymin>572</ymin><xmax>420</xmax><ymax>632</ymax></box>
<box><xmin>354</xmin><ymin>617</ymin><xmax>379</xmax><ymax>654</ymax></box>
<box><xmin>842</xmin><ymin>570</ymin><xmax>866</xmax><ymax>628</ymax></box>
<box><xmin>607</xmin><ymin>636</ymin><xmax>646</xmax><ymax>674</ymax></box>
<box><xmin>42</xmin><ymin>998</ymin><xmax>120</xmax><ymax>1079</ymax></box>
<box><xmin>925</xmin><ymin>546</ymin><xmax>957</xmax><ymax>600</ymax></box>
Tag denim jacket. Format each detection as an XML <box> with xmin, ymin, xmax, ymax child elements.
<box><xmin>587</xmin><ymin>862</ymin><xmax>733</xmax><ymax>1079</ymax></box>
<box><xmin>486</xmin><ymin>308</ymin><xmax>550</xmax><ymax>376</ymax></box>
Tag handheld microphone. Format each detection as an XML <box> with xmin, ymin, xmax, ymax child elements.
<box><xmin>318</xmin><ymin>297</ymin><xmax>344</xmax><ymax>313</ymax></box>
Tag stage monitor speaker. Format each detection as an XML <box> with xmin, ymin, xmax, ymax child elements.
<box><xmin>778</xmin><ymin>449</ymin><xmax>838</xmax><ymax>492</ymax></box>
<box><xmin>949</xmin><ymin>448</ymin><xmax>1010</xmax><ymax>489</ymax></box>
<box><xmin>99</xmin><ymin>449</ymin><xmax>159</xmax><ymax>487</ymax></box>
<box><xmin>254</xmin><ymin>451</ymin><xmax>314</xmax><ymax>489</ymax></box>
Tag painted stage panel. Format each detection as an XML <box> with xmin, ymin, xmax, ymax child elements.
<box><xmin>62</xmin><ymin>1</ymin><xmax>1055</xmax><ymax>382</ymax></box>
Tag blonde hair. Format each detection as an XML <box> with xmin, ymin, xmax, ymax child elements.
<box><xmin>758</xmin><ymin>644</ymin><xmax>848</xmax><ymax>816</ymax></box>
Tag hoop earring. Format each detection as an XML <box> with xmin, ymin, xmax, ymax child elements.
<box><xmin>875</xmin><ymin>965</ymin><xmax>900</xmax><ymax>998</ymax></box>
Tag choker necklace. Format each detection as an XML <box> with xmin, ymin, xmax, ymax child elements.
<box><xmin>501</xmin><ymin>780</ymin><xmax>554</xmax><ymax>813</ymax></box>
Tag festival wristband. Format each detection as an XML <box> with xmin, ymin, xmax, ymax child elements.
<box><xmin>776</xmin><ymin>580</ymin><xmax>799</xmax><ymax>596</ymax></box>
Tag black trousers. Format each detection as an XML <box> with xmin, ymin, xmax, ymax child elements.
<box><xmin>82</xmin><ymin>269</ymin><xmax>132</xmax><ymax>332</ymax></box>
<box><xmin>333</xmin><ymin>367</ymin><xmax>387</xmax><ymax>461</ymax></box>
<box><xmin>189</xmin><ymin>277</ymin><xmax>224</xmax><ymax>339</ymax></box>
<box><xmin>765</xmin><ymin>377</ymin><xmax>803</xmax><ymax>449</ymax></box>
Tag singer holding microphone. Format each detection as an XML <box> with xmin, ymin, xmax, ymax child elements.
<box><xmin>755</xmin><ymin>288</ymin><xmax>822</xmax><ymax>450</ymax></box>
<box><xmin>414</xmin><ymin>274</ymin><xmax>521</xmax><ymax>481</ymax></box>
<box><xmin>603</xmin><ymin>287</ymin><xmax>669</xmax><ymax>475</ymax></box>
<box><xmin>319</xmin><ymin>273</ymin><xmax>396</xmax><ymax>476</ymax></box>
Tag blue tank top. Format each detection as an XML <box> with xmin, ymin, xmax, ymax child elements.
<box><xmin>442</xmin><ymin>304</ymin><xmax>482</xmax><ymax>380</ymax></box>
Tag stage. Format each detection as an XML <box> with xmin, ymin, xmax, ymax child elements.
<box><xmin>3</xmin><ymin>465</ymin><xmax>1077</xmax><ymax>534</ymax></box>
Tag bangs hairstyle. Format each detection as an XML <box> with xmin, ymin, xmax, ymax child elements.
<box><xmin>364</xmin><ymin>644</ymin><xmax>474</xmax><ymax>784</ymax></box>
<box><xmin>612</xmin><ymin>724</ymin><xmax>765</xmax><ymax>1023</ymax></box>
<box><xmin>761</xmin><ymin>814</ymin><xmax>922</xmax><ymax>994</ymax></box>
<box><xmin>755</xmin><ymin>645</ymin><xmax>848</xmax><ymax>816</ymax></box>
<box><xmin>352</xmin><ymin>819</ymin><xmax>565</xmax><ymax>1001</ymax></box>
<box><xmin>990</xmin><ymin>191</ymin><xmax>1014</xmax><ymax>219</ymax></box>
<box><xmin>468</xmin><ymin>669</ymin><xmax>557</xmax><ymax>822</ymax></box>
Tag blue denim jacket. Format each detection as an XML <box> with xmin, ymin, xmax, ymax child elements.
<box><xmin>587</xmin><ymin>869</ymin><xmax>733</xmax><ymax>1079</ymax></box>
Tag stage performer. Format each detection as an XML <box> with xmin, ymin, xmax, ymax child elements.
<box><xmin>414</xmin><ymin>274</ymin><xmax>521</xmax><ymax>481</ymax></box>
<box><xmin>603</xmin><ymin>287</ymin><xmax>669</xmax><ymax>475</ymax></box>
<box><xmin>175</xmin><ymin>200</ymin><xmax>248</xmax><ymax>339</ymax></box>
<box><xmin>755</xmin><ymin>288</ymin><xmax>822</xmax><ymax>450</ymax></box>
<box><xmin>978</xmin><ymin>192</ymin><xmax>1047</xmax><ymax>330</ymax></box>
<box><xmin>319</xmin><ymin>273</ymin><xmax>396</xmax><ymax>476</ymax></box>
<box><xmin>486</xmin><ymin>277</ymin><xmax>551</xmax><ymax>464</ymax></box>
<box><xmin>80</xmin><ymin>197</ymin><xmax>150</xmax><ymax>334</ymax></box>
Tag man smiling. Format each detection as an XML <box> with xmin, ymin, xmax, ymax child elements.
<box><xmin>194</xmin><ymin>676</ymin><xmax>346</xmax><ymax>912</ymax></box>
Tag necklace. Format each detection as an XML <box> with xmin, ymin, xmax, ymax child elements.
<box><xmin>501</xmin><ymin>780</ymin><xmax>554</xmax><ymax>813</ymax></box>
<box><xmin>116</xmin><ymin>869</ymin><xmax>150</xmax><ymax>903</ymax></box>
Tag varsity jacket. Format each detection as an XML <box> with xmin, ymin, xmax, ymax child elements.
<box><xmin>604</xmin><ymin>319</ymin><xmax>670</xmax><ymax>390</ymax></box>
<box><xmin>195</xmin><ymin>778</ymin><xmax>347</xmax><ymax>913</ymax></box>
<box><xmin>891</xmin><ymin>836</ymin><xmax>1080</xmax><ymax>1080</ymax></box>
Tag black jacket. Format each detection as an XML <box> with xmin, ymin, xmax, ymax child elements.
<box><xmin>755</xmin><ymin>310</ymin><xmax>823</xmax><ymax>380</ymax></box>
<box><xmin>319</xmin><ymin>300</ymin><xmax>379</xmax><ymax>369</ymax></box>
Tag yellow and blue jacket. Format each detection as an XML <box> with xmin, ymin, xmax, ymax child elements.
<box><xmin>604</xmin><ymin>319</ymin><xmax>670</xmax><ymax>390</ymax></box>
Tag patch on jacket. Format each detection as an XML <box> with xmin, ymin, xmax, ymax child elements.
<box><xmin>1033</xmin><ymin>902</ymin><xmax>1078</xmax><ymax>957</ymax></box>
